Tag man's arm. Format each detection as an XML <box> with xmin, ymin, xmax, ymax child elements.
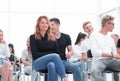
<box><xmin>117</xmin><ymin>48</ymin><xmax>120</xmax><ymax>54</ymax></box>
<box><xmin>89</xmin><ymin>32</ymin><xmax>113</xmax><ymax>58</ymax></box>
<box><xmin>66</xmin><ymin>45</ymin><xmax>73</xmax><ymax>59</ymax></box>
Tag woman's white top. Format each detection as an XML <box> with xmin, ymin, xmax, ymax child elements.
<box><xmin>0</xmin><ymin>43</ymin><xmax>10</xmax><ymax>58</ymax></box>
<box><xmin>69</xmin><ymin>44</ymin><xmax>86</xmax><ymax>62</ymax></box>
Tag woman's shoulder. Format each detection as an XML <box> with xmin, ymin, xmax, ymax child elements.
<box><xmin>30</xmin><ymin>34</ymin><xmax>34</xmax><ymax>38</ymax></box>
<box><xmin>61</xmin><ymin>33</ymin><xmax>69</xmax><ymax>37</ymax></box>
<box><xmin>30</xmin><ymin>34</ymin><xmax>36</xmax><ymax>40</ymax></box>
<box><xmin>0</xmin><ymin>43</ymin><xmax>7</xmax><ymax>47</ymax></box>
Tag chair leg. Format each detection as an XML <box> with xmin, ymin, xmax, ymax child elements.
<box><xmin>103</xmin><ymin>72</ymin><xmax>114</xmax><ymax>81</ymax></box>
<box><xmin>45</xmin><ymin>74</ymin><xmax>47</xmax><ymax>81</ymax></box>
<box><xmin>40</xmin><ymin>73</ymin><xmax>47</xmax><ymax>81</ymax></box>
<box><xmin>114</xmin><ymin>72</ymin><xmax>119</xmax><ymax>81</ymax></box>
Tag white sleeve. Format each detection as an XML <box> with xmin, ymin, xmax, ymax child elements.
<box><xmin>111</xmin><ymin>38</ymin><xmax>117</xmax><ymax>54</ymax></box>
<box><xmin>80</xmin><ymin>40</ymin><xmax>88</xmax><ymax>53</ymax></box>
<box><xmin>5</xmin><ymin>46</ymin><xmax>10</xmax><ymax>58</ymax></box>
<box><xmin>89</xmin><ymin>33</ymin><xmax>102</xmax><ymax>57</ymax></box>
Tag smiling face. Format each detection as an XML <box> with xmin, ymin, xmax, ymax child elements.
<box><xmin>83</xmin><ymin>22</ymin><xmax>93</xmax><ymax>35</ymax></box>
<box><xmin>50</xmin><ymin>21</ymin><xmax>60</xmax><ymax>34</ymax></box>
<box><xmin>35</xmin><ymin>16</ymin><xmax>50</xmax><ymax>35</ymax></box>
<box><xmin>39</xmin><ymin>18</ymin><xmax>49</xmax><ymax>32</ymax></box>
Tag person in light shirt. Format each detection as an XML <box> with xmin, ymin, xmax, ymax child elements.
<box><xmin>79</xmin><ymin>21</ymin><xmax>94</xmax><ymax>81</ymax></box>
<box><xmin>0</xmin><ymin>29</ymin><xmax>13</xmax><ymax>81</ymax></box>
<box><xmin>69</xmin><ymin>32</ymin><xmax>87</xmax><ymax>62</ymax></box>
<box><xmin>89</xmin><ymin>15</ymin><xmax>120</xmax><ymax>81</ymax></box>
<box><xmin>80</xmin><ymin>21</ymin><xmax>94</xmax><ymax>59</ymax></box>
<box><xmin>69</xmin><ymin>32</ymin><xmax>88</xmax><ymax>81</ymax></box>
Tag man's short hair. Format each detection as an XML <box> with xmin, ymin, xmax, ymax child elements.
<box><xmin>50</xmin><ymin>18</ymin><xmax>60</xmax><ymax>24</ymax></box>
<box><xmin>82</xmin><ymin>21</ymin><xmax>91</xmax><ymax>29</ymax></box>
<box><xmin>102</xmin><ymin>15</ymin><xmax>114</xmax><ymax>27</ymax></box>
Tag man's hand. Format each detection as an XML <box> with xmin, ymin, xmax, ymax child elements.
<box><xmin>113</xmin><ymin>54</ymin><xmax>120</xmax><ymax>59</ymax></box>
<box><xmin>66</xmin><ymin>52</ymin><xmax>72</xmax><ymax>59</ymax></box>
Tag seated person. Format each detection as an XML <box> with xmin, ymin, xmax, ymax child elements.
<box><xmin>50</xmin><ymin>18</ymin><xmax>82</xmax><ymax>81</ymax></box>
<box><xmin>69</xmin><ymin>32</ymin><xmax>88</xmax><ymax>81</ymax></box>
<box><xmin>89</xmin><ymin>15</ymin><xmax>120</xmax><ymax>81</ymax></box>
<box><xmin>0</xmin><ymin>29</ymin><xmax>13</xmax><ymax>81</ymax></box>
<box><xmin>21</xmin><ymin>38</ymin><xmax>32</xmax><ymax>75</ymax></box>
<box><xmin>30</xmin><ymin>16</ymin><xmax>68</xmax><ymax>81</ymax></box>
<box><xmin>69</xmin><ymin>32</ymin><xmax>87</xmax><ymax>62</ymax></box>
<box><xmin>22</xmin><ymin>38</ymin><xmax>41</xmax><ymax>81</ymax></box>
<box><xmin>8</xmin><ymin>43</ymin><xmax>20</xmax><ymax>71</ymax></box>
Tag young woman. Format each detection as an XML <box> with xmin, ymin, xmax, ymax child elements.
<box><xmin>8</xmin><ymin>43</ymin><xmax>20</xmax><ymax>71</ymax></box>
<box><xmin>69</xmin><ymin>32</ymin><xmax>88</xmax><ymax>81</ymax></box>
<box><xmin>70</xmin><ymin>32</ymin><xmax>88</xmax><ymax>62</ymax></box>
<box><xmin>0</xmin><ymin>29</ymin><xmax>13</xmax><ymax>81</ymax></box>
<box><xmin>30</xmin><ymin>16</ymin><xmax>68</xmax><ymax>81</ymax></box>
<box><xmin>22</xmin><ymin>38</ymin><xmax>32</xmax><ymax>75</ymax></box>
<box><xmin>22</xmin><ymin>38</ymin><xmax>40</xmax><ymax>81</ymax></box>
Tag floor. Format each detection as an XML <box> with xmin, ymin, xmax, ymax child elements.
<box><xmin>16</xmin><ymin>72</ymin><xmax>119</xmax><ymax>81</ymax></box>
<box><xmin>66</xmin><ymin>73</ymin><xmax>115</xmax><ymax>81</ymax></box>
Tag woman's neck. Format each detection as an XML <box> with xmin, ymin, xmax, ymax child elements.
<box><xmin>40</xmin><ymin>31</ymin><xmax>46</xmax><ymax>37</ymax></box>
<box><xmin>0</xmin><ymin>40</ymin><xmax>5</xmax><ymax>44</ymax></box>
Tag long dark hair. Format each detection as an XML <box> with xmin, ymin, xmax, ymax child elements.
<box><xmin>75</xmin><ymin>32</ymin><xmax>87</xmax><ymax>45</ymax></box>
<box><xmin>8</xmin><ymin>43</ymin><xmax>15</xmax><ymax>54</ymax></box>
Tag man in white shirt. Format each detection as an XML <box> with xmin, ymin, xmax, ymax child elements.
<box><xmin>80</xmin><ymin>21</ymin><xmax>94</xmax><ymax>58</ymax></box>
<box><xmin>79</xmin><ymin>21</ymin><xmax>94</xmax><ymax>81</ymax></box>
<box><xmin>89</xmin><ymin>15</ymin><xmax>120</xmax><ymax>81</ymax></box>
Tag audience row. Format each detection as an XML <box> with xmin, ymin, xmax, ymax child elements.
<box><xmin>0</xmin><ymin>15</ymin><xmax>120</xmax><ymax>81</ymax></box>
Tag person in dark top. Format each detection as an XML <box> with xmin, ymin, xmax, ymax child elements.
<box><xmin>8</xmin><ymin>43</ymin><xmax>20</xmax><ymax>71</ymax></box>
<box><xmin>50</xmin><ymin>18</ymin><xmax>82</xmax><ymax>81</ymax></box>
<box><xmin>30</xmin><ymin>15</ymin><xmax>68</xmax><ymax>81</ymax></box>
<box><xmin>117</xmin><ymin>39</ymin><xmax>120</xmax><ymax>54</ymax></box>
<box><xmin>111</xmin><ymin>34</ymin><xmax>119</xmax><ymax>81</ymax></box>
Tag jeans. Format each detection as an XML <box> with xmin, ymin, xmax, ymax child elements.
<box><xmin>0</xmin><ymin>58</ymin><xmax>6</xmax><ymax>65</ymax></box>
<box><xmin>31</xmin><ymin>70</ymin><xmax>41</xmax><ymax>81</ymax></box>
<box><xmin>81</xmin><ymin>61</ymin><xmax>88</xmax><ymax>81</ymax></box>
<box><xmin>63</xmin><ymin>60</ymin><xmax>82</xmax><ymax>81</ymax></box>
<box><xmin>91</xmin><ymin>58</ymin><xmax>120</xmax><ymax>81</ymax></box>
<box><xmin>32</xmin><ymin>53</ymin><xmax>66</xmax><ymax>81</ymax></box>
<box><xmin>24</xmin><ymin>66</ymin><xmax>32</xmax><ymax>75</ymax></box>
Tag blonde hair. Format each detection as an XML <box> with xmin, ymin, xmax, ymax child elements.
<box><xmin>34</xmin><ymin>16</ymin><xmax>55</xmax><ymax>41</ymax></box>
<box><xmin>102</xmin><ymin>15</ymin><xmax>114</xmax><ymax>27</ymax></box>
<box><xmin>26</xmin><ymin>38</ymin><xmax>32</xmax><ymax>58</ymax></box>
<box><xmin>82</xmin><ymin>21</ymin><xmax>91</xmax><ymax>29</ymax></box>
